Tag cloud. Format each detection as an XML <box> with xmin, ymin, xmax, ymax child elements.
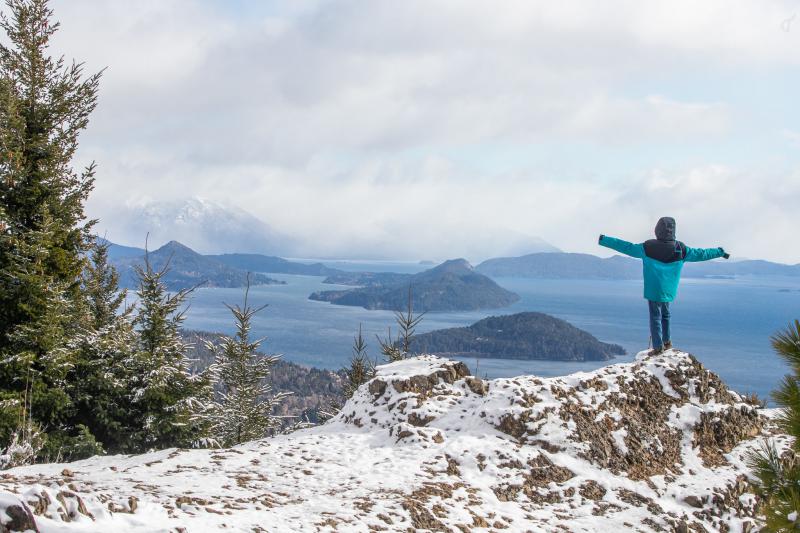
<box><xmin>27</xmin><ymin>0</ymin><xmax>800</xmax><ymax>263</ymax></box>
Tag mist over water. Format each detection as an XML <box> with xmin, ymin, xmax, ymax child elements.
<box><xmin>178</xmin><ymin>262</ymin><xmax>798</xmax><ymax>403</ymax></box>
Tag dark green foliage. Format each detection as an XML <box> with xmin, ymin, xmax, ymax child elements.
<box><xmin>747</xmin><ymin>320</ymin><xmax>800</xmax><ymax>530</ymax></box>
<box><xmin>377</xmin><ymin>287</ymin><xmax>425</xmax><ymax>362</ymax></box>
<box><xmin>127</xmin><ymin>253</ymin><xmax>213</xmax><ymax>450</ymax></box>
<box><xmin>0</xmin><ymin>0</ymin><xmax>100</xmax><ymax>460</ymax></box>
<box><xmin>395</xmin><ymin>287</ymin><xmax>425</xmax><ymax>355</ymax></box>
<box><xmin>183</xmin><ymin>330</ymin><xmax>345</xmax><ymax>426</ymax></box>
<box><xmin>377</xmin><ymin>326</ymin><xmax>404</xmax><ymax>363</ymax></box>
<box><xmin>409</xmin><ymin>312</ymin><xmax>625</xmax><ymax>362</ymax></box>
<box><xmin>204</xmin><ymin>285</ymin><xmax>290</xmax><ymax>447</ymax></box>
<box><xmin>65</xmin><ymin>240</ymin><xmax>138</xmax><ymax>455</ymax></box>
<box><xmin>343</xmin><ymin>325</ymin><xmax>374</xmax><ymax>398</ymax></box>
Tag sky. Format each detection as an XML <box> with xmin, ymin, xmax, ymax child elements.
<box><xmin>24</xmin><ymin>0</ymin><xmax>800</xmax><ymax>262</ymax></box>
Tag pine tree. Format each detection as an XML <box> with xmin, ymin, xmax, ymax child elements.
<box><xmin>0</xmin><ymin>214</ymin><xmax>81</xmax><ymax>460</ymax></box>
<box><xmin>377</xmin><ymin>326</ymin><xmax>404</xmax><ymax>363</ymax></box>
<box><xmin>747</xmin><ymin>320</ymin><xmax>800</xmax><ymax>530</ymax></box>
<box><xmin>205</xmin><ymin>285</ymin><xmax>290</xmax><ymax>447</ymax></box>
<box><xmin>129</xmin><ymin>252</ymin><xmax>212</xmax><ymax>450</ymax></box>
<box><xmin>343</xmin><ymin>324</ymin><xmax>374</xmax><ymax>398</ymax></box>
<box><xmin>0</xmin><ymin>0</ymin><xmax>101</xmax><ymax>457</ymax></box>
<box><xmin>377</xmin><ymin>286</ymin><xmax>424</xmax><ymax>362</ymax></box>
<box><xmin>66</xmin><ymin>239</ymin><xmax>138</xmax><ymax>454</ymax></box>
<box><xmin>318</xmin><ymin>325</ymin><xmax>375</xmax><ymax>422</ymax></box>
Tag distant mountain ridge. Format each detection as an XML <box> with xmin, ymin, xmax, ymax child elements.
<box><xmin>210</xmin><ymin>254</ymin><xmax>342</xmax><ymax>277</ymax></box>
<box><xmin>102</xmin><ymin>197</ymin><xmax>294</xmax><ymax>255</ymax></box>
<box><xmin>309</xmin><ymin>258</ymin><xmax>520</xmax><ymax>311</ymax></box>
<box><xmin>476</xmin><ymin>252</ymin><xmax>800</xmax><ymax>279</ymax></box>
<box><xmin>409</xmin><ymin>312</ymin><xmax>625</xmax><ymax>361</ymax></box>
<box><xmin>112</xmin><ymin>241</ymin><xmax>283</xmax><ymax>291</ymax></box>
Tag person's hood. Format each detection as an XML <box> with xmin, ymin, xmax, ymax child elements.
<box><xmin>655</xmin><ymin>217</ymin><xmax>676</xmax><ymax>241</ymax></box>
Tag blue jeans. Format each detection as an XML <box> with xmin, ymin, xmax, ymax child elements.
<box><xmin>648</xmin><ymin>300</ymin><xmax>671</xmax><ymax>349</ymax></box>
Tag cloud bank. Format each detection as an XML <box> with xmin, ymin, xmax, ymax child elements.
<box><xmin>34</xmin><ymin>0</ymin><xmax>800</xmax><ymax>262</ymax></box>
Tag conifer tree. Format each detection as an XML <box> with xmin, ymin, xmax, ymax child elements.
<box><xmin>0</xmin><ymin>213</ymin><xmax>82</xmax><ymax>460</ymax></box>
<box><xmin>205</xmin><ymin>284</ymin><xmax>290</xmax><ymax>447</ymax></box>
<box><xmin>0</xmin><ymin>0</ymin><xmax>101</xmax><ymax>457</ymax></box>
<box><xmin>129</xmin><ymin>252</ymin><xmax>212</xmax><ymax>450</ymax></box>
<box><xmin>319</xmin><ymin>325</ymin><xmax>376</xmax><ymax>422</ymax></box>
<box><xmin>343</xmin><ymin>324</ymin><xmax>374</xmax><ymax>398</ymax></box>
<box><xmin>377</xmin><ymin>286</ymin><xmax>424</xmax><ymax>362</ymax></box>
<box><xmin>748</xmin><ymin>320</ymin><xmax>800</xmax><ymax>530</ymax></box>
<box><xmin>66</xmin><ymin>239</ymin><xmax>138</xmax><ymax>454</ymax></box>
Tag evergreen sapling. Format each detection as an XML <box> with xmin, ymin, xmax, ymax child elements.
<box><xmin>205</xmin><ymin>283</ymin><xmax>290</xmax><ymax>447</ymax></box>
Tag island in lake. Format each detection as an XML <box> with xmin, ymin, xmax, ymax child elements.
<box><xmin>309</xmin><ymin>258</ymin><xmax>520</xmax><ymax>312</ymax></box>
<box><xmin>409</xmin><ymin>312</ymin><xmax>625</xmax><ymax>361</ymax></box>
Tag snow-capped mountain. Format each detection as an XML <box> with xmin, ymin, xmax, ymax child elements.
<box><xmin>0</xmin><ymin>350</ymin><xmax>780</xmax><ymax>532</ymax></box>
<box><xmin>98</xmin><ymin>197</ymin><xmax>294</xmax><ymax>255</ymax></box>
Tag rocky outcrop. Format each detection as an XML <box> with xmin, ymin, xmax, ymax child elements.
<box><xmin>0</xmin><ymin>493</ymin><xmax>38</xmax><ymax>533</ymax></box>
<box><xmin>0</xmin><ymin>351</ymin><xmax>782</xmax><ymax>532</ymax></box>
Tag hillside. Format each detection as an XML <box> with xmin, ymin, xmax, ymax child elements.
<box><xmin>0</xmin><ymin>351</ymin><xmax>779</xmax><ymax>532</ymax></box>
<box><xmin>112</xmin><ymin>241</ymin><xmax>283</xmax><ymax>291</ymax></box>
<box><xmin>309</xmin><ymin>258</ymin><xmax>520</xmax><ymax>311</ymax></box>
<box><xmin>409</xmin><ymin>312</ymin><xmax>625</xmax><ymax>361</ymax></box>
<box><xmin>209</xmin><ymin>253</ymin><xmax>341</xmax><ymax>277</ymax></box>
<box><xmin>477</xmin><ymin>251</ymin><xmax>800</xmax><ymax>279</ymax></box>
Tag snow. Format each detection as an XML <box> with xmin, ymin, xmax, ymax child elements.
<box><xmin>0</xmin><ymin>350</ymin><xmax>779</xmax><ymax>532</ymax></box>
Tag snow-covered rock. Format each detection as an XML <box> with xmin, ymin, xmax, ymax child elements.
<box><xmin>0</xmin><ymin>350</ymin><xmax>787</xmax><ymax>532</ymax></box>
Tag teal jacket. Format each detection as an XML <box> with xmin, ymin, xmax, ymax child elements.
<box><xmin>599</xmin><ymin>235</ymin><xmax>725</xmax><ymax>302</ymax></box>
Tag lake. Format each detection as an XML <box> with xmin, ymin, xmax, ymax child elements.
<box><xmin>178</xmin><ymin>261</ymin><xmax>800</xmax><ymax>402</ymax></box>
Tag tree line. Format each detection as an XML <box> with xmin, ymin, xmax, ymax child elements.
<box><xmin>0</xmin><ymin>0</ymin><xmax>291</xmax><ymax>466</ymax></box>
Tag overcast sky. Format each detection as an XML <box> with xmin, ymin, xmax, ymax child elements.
<box><xmin>32</xmin><ymin>1</ymin><xmax>800</xmax><ymax>262</ymax></box>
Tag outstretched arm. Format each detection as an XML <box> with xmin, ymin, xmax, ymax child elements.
<box><xmin>598</xmin><ymin>235</ymin><xmax>645</xmax><ymax>259</ymax></box>
<box><xmin>684</xmin><ymin>246</ymin><xmax>729</xmax><ymax>262</ymax></box>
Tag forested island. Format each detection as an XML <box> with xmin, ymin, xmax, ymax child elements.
<box><xmin>409</xmin><ymin>312</ymin><xmax>625</xmax><ymax>361</ymax></box>
<box><xmin>309</xmin><ymin>258</ymin><xmax>520</xmax><ymax>311</ymax></box>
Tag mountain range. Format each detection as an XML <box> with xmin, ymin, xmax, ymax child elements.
<box><xmin>476</xmin><ymin>252</ymin><xmax>800</xmax><ymax>279</ymax></box>
<box><xmin>309</xmin><ymin>258</ymin><xmax>520</xmax><ymax>311</ymax></box>
<box><xmin>112</xmin><ymin>241</ymin><xmax>283</xmax><ymax>291</ymax></box>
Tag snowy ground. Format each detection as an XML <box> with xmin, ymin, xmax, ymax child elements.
<box><xmin>0</xmin><ymin>350</ymin><xmax>788</xmax><ymax>532</ymax></box>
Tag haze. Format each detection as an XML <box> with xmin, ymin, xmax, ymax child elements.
<box><xmin>38</xmin><ymin>0</ymin><xmax>800</xmax><ymax>262</ymax></box>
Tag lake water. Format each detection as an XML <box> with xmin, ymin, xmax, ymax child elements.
<box><xmin>179</xmin><ymin>261</ymin><xmax>800</xmax><ymax>402</ymax></box>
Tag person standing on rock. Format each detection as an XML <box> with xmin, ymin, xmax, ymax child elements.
<box><xmin>598</xmin><ymin>217</ymin><xmax>729</xmax><ymax>356</ymax></box>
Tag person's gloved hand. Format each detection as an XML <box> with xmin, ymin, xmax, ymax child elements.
<box><xmin>598</xmin><ymin>234</ymin><xmax>605</xmax><ymax>244</ymax></box>
<box><xmin>719</xmin><ymin>247</ymin><xmax>730</xmax><ymax>260</ymax></box>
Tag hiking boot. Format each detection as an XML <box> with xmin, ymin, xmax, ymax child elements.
<box><xmin>648</xmin><ymin>347</ymin><xmax>665</xmax><ymax>356</ymax></box>
<box><xmin>664</xmin><ymin>341</ymin><xmax>672</xmax><ymax>350</ymax></box>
